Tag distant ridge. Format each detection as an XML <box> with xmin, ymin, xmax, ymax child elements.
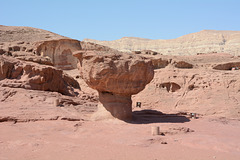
<box><xmin>84</xmin><ymin>30</ymin><xmax>240</xmax><ymax>56</ymax></box>
<box><xmin>0</xmin><ymin>25</ymin><xmax>68</xmax><ymax>42</ymax></box>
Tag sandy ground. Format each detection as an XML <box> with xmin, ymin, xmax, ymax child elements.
<box><xmin>1</xmin><ymin>114</ymin><xmax>240</xmax><ymax>160</ymax></box>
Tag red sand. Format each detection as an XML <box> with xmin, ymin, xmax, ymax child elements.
<box><xmin>1</xmin><ymin>116</ymin><xmax>240</xmax><ymax>160</ymax></box>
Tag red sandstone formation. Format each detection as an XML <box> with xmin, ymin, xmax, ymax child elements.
<box><xmin>132</xmin><ymin>53</ymin><xmax>240</xmax><ymax>119</ymax></box>
<box><xmin>73</xmin><ymin>50</ymin><xmax>154</xmax><ymax>120</ymax></box>
<box><xmin>0</xmin><ymin>55</ymin><xmax>80</xmax><ymax>96</ymax></box>
<box><xmin>0</xmin><ymin>25</ymin><xmax>117</xmax><ymax>70</ymax></box>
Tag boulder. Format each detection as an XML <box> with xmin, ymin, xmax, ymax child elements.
<box><xmin>73</xmin><ymin>50</ymin><xmax>154</xmax><ymax>120</ymax></box>
<box><xmin>151</xmin><ymin>58</ymin><xmax>170</xmax><ymax>69</ymax></box>
<box><xmin>174</xmin><ymin>61</ymin><xmax>193</xmax><ymax>69</ymax></box>
<box><xmin>213</xmin><ymin>62</ymin><xmax>240</xmax><ymax>70</ymax></box>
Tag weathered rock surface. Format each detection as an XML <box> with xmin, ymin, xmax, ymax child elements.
<box><xmin>132</xmin><ymin>53</ymin><xmax>240</xmax><ymax>119</ymax></box>
<box><xmin>73</xmin><ymin>50</ymin><xmax>154</xmax><ymax>120</ymax></box>
<box><xmin>84</xmin><ymin>30</ymin><xmax>240</xmax><ymax>56</ymax></box>
<box><xmin>0</xmin><ymin>25</ymin><xmax>117</xmax><ymax>70</ymax></box>
<box><xmin>15</xmin><ymin>54</ymin><xmax>53</xmax><ymax>66</ymax></box>
<box><xmin>35</xmin><ymin>39</ymin><xmax>81</xmax><ymax>69</ymax></box>
<box><xmin>174</xmin><ymin>61</ymin><xmax>193</xmax><ymax>69</ymax></box>
<box><xmin>35</xmin><ymin>40</ymin><xmax>118</xmax><ymax>70</ymax></box>
<box><xmin>0</xmin><ymin>55</ymin><xmax>80</xmax><ymax>96</ymax></box>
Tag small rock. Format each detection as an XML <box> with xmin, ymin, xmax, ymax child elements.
<box><xmin>161</xmin><ymin>141</ymin><xmax>167</xmax><ymax>144</ymax></box>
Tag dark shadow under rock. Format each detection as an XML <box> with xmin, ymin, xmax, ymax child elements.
<box><xmin>130</xmin><ymin>109</ymin><xmax>190</xmax><ymax>124</ymax></box>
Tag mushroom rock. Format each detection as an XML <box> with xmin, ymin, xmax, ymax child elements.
<box><xmin>73</xmin><ymin>50</ymin><xmax>154</xmax><ymax>121</ymax></box>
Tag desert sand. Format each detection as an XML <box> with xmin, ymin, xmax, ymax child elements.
<box><xmin>1</xmin><ymin>114</ymin><xmax>240</xmax><ymax>160</ymax></box>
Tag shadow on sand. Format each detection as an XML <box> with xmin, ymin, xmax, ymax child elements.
<box><xmin>129</xmin><ymin>109</ymin><xmax>190</xmax><ymax>124</ymax></box>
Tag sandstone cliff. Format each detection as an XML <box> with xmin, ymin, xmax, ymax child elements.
<box><xmin>84</xmin><ymin>30</ymin><xmax>240</xmax><ymax>56</ymax></box>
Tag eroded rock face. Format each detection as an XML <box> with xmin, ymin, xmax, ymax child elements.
<box><xmin>0</xmin><ymin>55</ymin><xmax>80</xmax><ymax>96</ymax></box>
<box><xmin>15</xmin><ymin>54</ymin><xmax>53</xmax><ymax>66</ymax></box>
<box><xmin>132</xmin><ymin>53</ymin><xmax>240</xmax><ymax>119</ymax></box>
<box><xmin>73</xmin><ymin>50</ymin><xmax>154</xmax><ymax>120</ymax></box>
<box><xmin>35</xmin><ymin>39</ymin><xmax>81</xmax><ymax>70</ymax></box>
<box><xmin>151</xmin><ymin>58</ymin><xmax>170</xmax><ymax>69</ymax></box>
<box><xmin>1</xmin><ymin>25</ymin><xmax>120</xmax><ymax>70</ymax></box>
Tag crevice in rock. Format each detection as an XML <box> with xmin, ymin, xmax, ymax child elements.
<box><xmin>158</xmin><ymin>82</ymin><xmax>181</xmax><ymax>92</ymax></box>
<box><xmin>101</xmin><ymin>91</ymin><xmax>114</xmax><ymax>95</ymax></box>
<box><xmin>60</xmin><ymin>117</ymin><xmax>83</xmax><ymax>121</ymax></box>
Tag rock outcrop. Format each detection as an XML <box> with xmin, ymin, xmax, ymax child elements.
<box><xmin>73</xmin><ymin>50</ymin><xmax>154</xmax><ymax>120</ymax></box>
<box><xmin>15</xmin><ymin>54</ymin><xmax>53</xmax><ymax>66</ymax></box>
<box><xmin>35</xmin><ymin>39</ymin><xmax>81</xmax><ymax>69</ymax></box>
<box><xmin>213</xmin><ymin>62</ymin><xmax>240</xmax><ymax>70</ymax></box>
<box><xmin>35</xmin><ymin>40</ymin><xmax>119</xmax><ymax>70</ymax></box>
<box><xmin>0</xmin><ymin>55</ymin><xmax>80</xmax><ymax>96</ymax></box>
<box><xmin>132</xmin><ymin>53</ymin><xmax>240</xmax><ymax>119</ymax></box>
<box><xmin>151</xmin><ymin>58</ymin><xmax>170</xmax><ymax>69</ymax></box>
<box><xmin>0</xmin><ymin>25</ymin><xmax>117</xmax><ymax>70</ymax></box>
<box><xmin>84</xmin><ymin>30</ymin><xmax>240</xmax><ymax>56</ymax></box>
<box><xmin>174</xmin><ymin>61</ymin><xmax>193</xmax><ymax>69</ymax></box>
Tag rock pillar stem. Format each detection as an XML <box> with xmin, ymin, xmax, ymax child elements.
<box><xmin>95</xmin><ymin>91</ymin><xmax>132</xmax><ymax>121</ymax></box>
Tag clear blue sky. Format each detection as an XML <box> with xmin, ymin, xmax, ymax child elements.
<box><xmin>1</xmin><ymin>0</ymin><xmax>240</xmax><ymax>41</ymax></box>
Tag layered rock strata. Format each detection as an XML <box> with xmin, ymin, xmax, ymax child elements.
<box><xmin>0</xmin><ymin>55</ymin><xmax>80</xmax><ymax>96</ymax></box>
